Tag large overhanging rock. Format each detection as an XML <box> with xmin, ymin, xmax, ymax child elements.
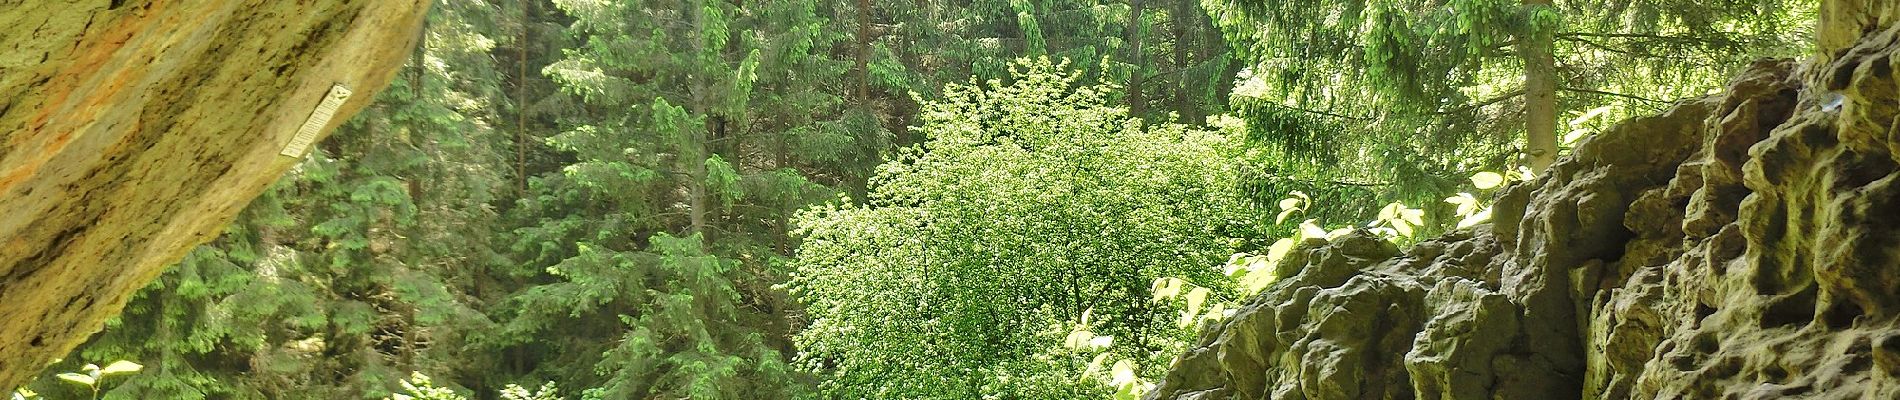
<box><xmin>1147</xmin><ymin>1</ymin><xmax>1900</xmax><ymax>399</ymax></box>
<box><xmin>0</xmin><ymin>0</ymin><xmax>427</xmax><ymax>390</ymax></box>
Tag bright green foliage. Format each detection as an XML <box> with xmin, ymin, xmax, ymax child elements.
<box><xmin>388</xmin><ymin>373</ymin><xmax>468</xmax><ymax>400</ymax></box>
<box><xmin>1206</xmin><ymin>0</ymin><xmax>1813</xmax><ymax>225</ymax></box>
<box><xmin>386</xmin><ymin>373</ymin><xmax>562</xmax><ymax>400</ymax></box>
<box><xmin>19</xmin><ymin>1</ymin><xmax>1828</xmax><ymax>399</ymax></box>
<box><xmin>788</xmin><ymin>58</ymin><xmax>1260</xmax><ymax>398</ymax></box>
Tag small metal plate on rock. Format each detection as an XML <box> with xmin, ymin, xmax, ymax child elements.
<box><xmin>280</xmin><ymin>84</ymin><xmax>353</xmax><ymax>157</ymax></box>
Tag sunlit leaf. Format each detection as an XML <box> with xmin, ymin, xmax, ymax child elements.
<box><xmin>1180</xmin><ymin>287</ymin><xmax>1210</xmax><ymax>327</ymax></box>
<box><xmin>1064</xmin><ymin>330</ymin><xmax>1094</xmax><ymax>349</ymax></box>
<box><xmin>1277</xmin><ymin>197</ymin><xmax>1301</xmax><ymax>211</ymax></box>
<box><xmin>1110</xmin><ymin>359</ymin><xmax>1137</xmax><ymax>386</ymax></box>
<box><xmin>1151</xmin><ymin>277</ymin><xmax>1183</xmax><ymax>302</ymax></box>
<box><xmin>1088</xmin><ymin>335</ymin><xmax>1114</xmax><ymax>349</ymax></box>
<box><xmin>56</xmin><ymin>373</ymin><xmax>94</xmax><ymax>387</ymax></box>
<box><xmin>1202</xmin><ymin>303</ymin><xmax>1227</xmax><ymax>322</ymax></box>
<box><xmin>1082</xmin><ymin>352</ymin><xmax>1112</xmax><ymax>378</ymax></box>
<box><xmin>1471</xmin><ymin>172</ymin><xmax>1505</xmax><ymax>189</ymax></box>
<box><xmin>1299</xmin><ymin>220</ymin><xmax>1328</xmax><ymax>241</ymax></box>
<box><xmin>100</xmin><ymin>360</ymin><xmax>142</xmax><ymax>375</ymax></box>
<box><xmin>1401</xmin><ymin>208</ymin><xmax>1425</xmax><ymax>226</ymax></box>
<box><xmin>1457</xmin><ymin>208</ymin><xmax>1494</xmax><ymax>229</ymax></box>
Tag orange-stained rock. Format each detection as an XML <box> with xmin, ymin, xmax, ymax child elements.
<box><xmin>0</xmin><ymin>0</ymin><xmax>427</xmax><ymax>389</ymax></box>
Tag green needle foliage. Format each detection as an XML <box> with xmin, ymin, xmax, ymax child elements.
<box><xmin>16</xmin><ymin>1</ymin><xmax>1820</xmax><ymax>399</ymax></box>
<box><xmin>491</xmin><ymin>0</ymin><xmax>868</xmax><ymax>397</ymax></box>
<box><xmin>1206</xmin><ymin>0</ymin><xmax>1813</xmax><ymax>223</ymax></box>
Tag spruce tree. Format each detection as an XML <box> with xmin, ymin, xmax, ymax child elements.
<box><xmin>496</xmin><ymin>0</ymin><xmax>868</xmax><ymax>397</ymax></box>
<box><xmin>32</xmin><ymin>2</ymin><xmax>516</xmax><ymax>398</ymax></box>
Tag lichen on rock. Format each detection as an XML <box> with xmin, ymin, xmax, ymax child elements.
<box><xmin>1147</xmin><ymin>7</ymin><xmax>1900</xmax><ymax>399</ymax></box>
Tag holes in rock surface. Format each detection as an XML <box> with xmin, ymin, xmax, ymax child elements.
<box><xmin>1695</xmin><ymin>302</ymin><xmax>1718</xmax><ymax>324</ymax></box>
<box><xmin>1695</xmin><ymin>332</ymin><xmax>1722</xmax><ymax>354</ymax></box>
<box><xmin>1843</xmin><ymin>352</ymin><xmax>1872</xmax><ymax>374</ymax></box>
<box><xmin>1760</xmin><ymin>288</ymin><xmax>1818</xmax><ymax>328</ymax></box>
<box><xmin>1831</xmin><ymin>61</ymin><xmax>1858</xmax><ymax>90</ymax></box>
<box><xmin>1762</xmin><ymin>364</ymin><xmax>1789</xmax><ymax>382</ymax></box>
<box><xmin>1835</xmin><ymin>151</ymin><xmax>1898</xmax><ymax>190</ymax></box>
<box><xmin>1779</xmin><ymin>384</ymin><xmax>1814</xmax><ymax>396</ymax></box>
<box><xmin>1709</xmin><ymin>355</ymin><xmax>1744</xmax><ymax>378</ymax></box>
<box><xmin>1822</xmin><ymin>300</ymin><xmax>1864</xmax><ymax>329</ymax></box>
<box><xmin>1669</xmin><ymin>353</ymin><xmax>1698</xmax><ymax>371</ymax></box>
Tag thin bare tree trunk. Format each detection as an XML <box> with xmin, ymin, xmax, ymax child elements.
<box><xmin>1520</xmin><ymin>0</ymin><xmax>1559</xmax><ymax>172</ymax></box>
<box><xmin>1124</xmin><ymin>0</ymin><xmax>1149</xmax><ymax>117</ymax></box>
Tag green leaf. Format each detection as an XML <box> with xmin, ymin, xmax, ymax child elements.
<box><xmin>1064</xmin><ymin>330</ymin><xmax>1094</xmax><ymax>349</ymax></box>
<box><xmin>1299</xmin><ymin>220</ymin><xmax>1329</xmax><ymax>241</ymax></box>
<box><xmin>56</xmin><ymin>373</ymin><xmax>94</xmax><ymax>387</ymax></box>
<box><xmin>1445</xmin><ymin>193</ymin><xmax>1479</xmax><ymax>216</ymax></box>
<box><xmin>1151</xmin><ymin>277</ymin><xmax>1183</xmax><ymax>302</ymax></box>
<box><xmin>1401</xmin><ymin>208</ymin><xmax>1425</xmax><ymax>226</ymax></box>
<box><xmin>1277</xmin><ymin>197</ymin><xmax>1301</xmax><ymax>211</ymax></box>
<box><xmin>1109</xmin><ymin>359</ymin><xmax>1137</xmax><ymax>386</ymax></box>
<box><xmin>100</xmin><ymin>360</ymin><xmax>142</xmax><ymax>375</ymax></box>
<box><xmin>1471</xmin><ymin>172</ymin><xmax>1505</xmax><ymax>189</ymax></box>
<box><xmin>1083</xmin><ymin>352</ymin><xmax>1112</xmax><ymax>378</ymax></box>
<box><xmin>1203</xmin><ymin>303</ymin><xmax>1228</xmax><ymax>322</ymax></box>
<box><xmin>1457</xmin><ymin>208</ymin><xmax>1494</xmax><ymax>229</ymax></box>
<box><xmin>1180</xmin><ymin>287</ymin><xmax>1210</xmax><ymax>327</ymax></box>
<box><xmin>1088</xmin><ymin>335</ymin><xmax>1114</xmax><ymax>349</ymax></box>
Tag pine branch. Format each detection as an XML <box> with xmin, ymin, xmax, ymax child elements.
<box><xmin>1556</xmin><ymin>32</ymin><xmax>1702</xmax><ymax>42</ymax></box>
<box><xmin>1258</xmin><ymin>101</ymin><xmax>1373</xmax><ymax>121</ymax></box>
<box><xmin>1432</xmin><ymin>90</ymin><xmax>1525</xmax><ymax>115</ymax></box>
<box><xmin>1559</xmin><ymin>87</ymin><xmax>1667</xmax><ymax>104</ymax></box>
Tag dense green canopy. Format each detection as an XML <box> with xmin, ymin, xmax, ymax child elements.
<box><xmin>8</xmin><ymin>1</ymin><xmax>1818</xmax><ymax>399</ymax></box>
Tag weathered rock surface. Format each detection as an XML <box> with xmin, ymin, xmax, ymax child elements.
<box><xmin>0</xmin><ymin>0</ymin><xmax>427</xmax><ymax>390</ymax></box>
<box><xmin>1148</xmin><ymin>4</ymin><xmax>1900</xmax><ymax>399</ymax></box>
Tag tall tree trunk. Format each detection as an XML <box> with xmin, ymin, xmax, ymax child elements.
<box><xmin>1124</xmin><ymin>0</ymin><xmax>1149</xmax><ymax>117</ymax></box>
<box><xmin>854</xmin><ymin>0</ymin><xmax>873</xmax><ymax>103</ymax></box>
<box><xmin>0</xmin><ymin>1</ymin><xmax>428</xmax><ymax>390</ymax></box>
<box><xmin>516</xmin><ymin>1</ymin><xmax>531</xmax><ymax>198</ymax></box>
<box><xmin>1520</xmin><ymin>0</ymin><xmax>1559</xmax><ymax>172</ymax></box>
<box><xmin>1169</xmin><ymin>0</ymin><xmax>1198</xmax><ymax>124</ymax></box>
<box><xmin>688</xmin><ymin>6</ymin><xmax>711</xmax><ymax>243</ymax></box>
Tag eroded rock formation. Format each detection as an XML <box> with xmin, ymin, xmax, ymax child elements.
<box><xmin>0</xmin><ymin>0</ymin><xmax>427</xmax><ymax>390</ymax></box>
<box><xmin>1148</xmin><ymin>3</ymin><xmax>1900</xmax><ymax>399</ymax></box>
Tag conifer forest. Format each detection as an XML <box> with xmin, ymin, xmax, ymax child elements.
<box><xmin>11</xmin><ymin>0</ymin><xmax>1900</xmax><ymax>399</ymax></box>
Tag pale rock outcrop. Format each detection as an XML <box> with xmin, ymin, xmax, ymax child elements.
<box><xmin>0</xmin><ymin>0</ymin><xmax>427</xmax><ymax>390</ymax></box>
<box><xmin>1147</xmin><ymin>1</ymin><xmax>1900</xmax><ymax>398</ymax></box>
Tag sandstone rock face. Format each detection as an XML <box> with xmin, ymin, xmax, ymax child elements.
<box><xmin>1147</xmin><ymin>8</ymin><xmax>1900</xmax><ymax>400</ymax></box>
<box><xmin>0</xmin><ymin>0</ymin><xmax>426</xmax><ymax>390</ymax></box>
